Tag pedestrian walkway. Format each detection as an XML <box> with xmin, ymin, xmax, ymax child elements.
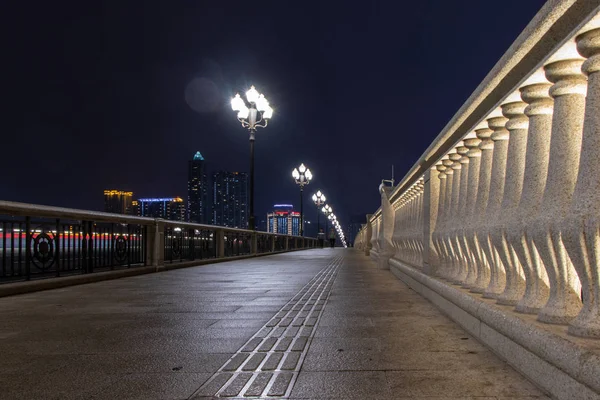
<box><xmin>0</xmin><ymin>249</ymin><xmax>548</xmax><ymax>399</ymax></box>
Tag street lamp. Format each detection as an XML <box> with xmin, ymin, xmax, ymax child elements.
<box><xmin>231</xmin><ymin>86</ymin><xmax>274</xmax><ymax>230</ymax></box>
<box><xmin>312</xmin><ymin>190</ymin><xmax>326</xmax><ymax>236</ymax></box>
<box><xmin>292</xmin><ymin>163</ymin><xmax>312</xmax><ymax>236</ymax></box>
<box><xmin>322</xmin><ymin>204</ymin><xmax>332</xmax><ymax>235</ymax></box>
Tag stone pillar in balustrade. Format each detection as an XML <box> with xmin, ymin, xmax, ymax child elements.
<box><xmin>365</xmin><ymin>214</ymin><xmax>373</xmax><ymax>256</ymax></box>
<box><xmin>445</xmin><ymin>148</ymin><xmax>464</xmax><ymax>281</ymax></box>
<box><xmin>441</xmin><ymin>153</ymin><xmax>460</xmax><ymax>280</ymax></box>
<box><xmin>510</xmin><ymin>70</ymin><xmax>553</xmax><ymax>314</ymax></box>
<box><xmin>470</xmin><ymin>125</ymin><xmax>494</xmax><ymax>293</ymax></box>
<box><xmin>451</xmin><ymin>145</ymin><xmax>470</xmax><ymax>284</ymax></box>
<box><xmin>490</xmin><ymin>93</ymin><xmax>529</xmax><ymax>306</ymax></box>
<box><xmin>563</xmin><ymin>26</ymin><xmax>600</xmax><ymax>337</ymax></box>
<box><xmin>531</xmin><ymin>43</ymin><xmax>587</xmax><ymax>324</ymax></box>
<box><xmin>377</xmin><ymin>185</ymin><xmax>395</xmax><ymax>270</ymax></box>
<box><xmin>431</xmin><ymin>162</ymin><xmax>447</xmax><ymax>277</ymax></box>
<box><xmin>480</xmin><ymin>111</ymin><xmax>509</xmax><ymax>299</ymax></box>
<box><xmin>461</xmin><ymin>136</ymin><xmax>482</xmax><ymax>288</ymax></box>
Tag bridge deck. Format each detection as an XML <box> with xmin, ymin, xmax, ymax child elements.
<box><xmin>0</xmin><ymin>250</ymin><xmax>548</xmax><ymax>399</ymax></box>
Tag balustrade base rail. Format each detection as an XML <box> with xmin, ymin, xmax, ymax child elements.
<box><xmin>387</xmin><ymin>257</ymin><xmax>600</xmax><ymax>400</ymax></box>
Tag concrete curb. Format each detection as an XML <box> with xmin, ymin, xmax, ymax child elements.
<box><xmin>388</xmin><ymin>257</ymin><xmax>600</xmax><ymax>400</ymax></box>
<box><xmin>0</xmin><ymin>249</ymin><xmax>310</xmax><ymax>298</ymax></box>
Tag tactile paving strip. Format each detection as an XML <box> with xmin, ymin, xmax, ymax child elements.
<box><xmin>189</xmin><ymin>255</ymin><xmax>342</xmax><ymax>399</ymax></box>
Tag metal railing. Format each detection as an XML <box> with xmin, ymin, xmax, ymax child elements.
<box><xmin>0</xmin><ymin>200</ymin><xmax>317</xmax><ymax>283</ymax></box>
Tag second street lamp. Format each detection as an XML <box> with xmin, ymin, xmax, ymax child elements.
<box><xmin>231</xmin><ymin>85</ymin><xmax>274</xmax><ymax>231</ymax></box>
<box><xmin>292</xmin><ymin>163</ymin><xmax>312</xmax><ymax>236</ymax></box>
<box><xmin>312</xmin><ymin>190</ymin><xmax>326</xmax><ymax>236</ymax></box>
<box><xmin>322</xmin><ymin>204</ymin><xmax>332</xmax><ymax>235</ymax></box>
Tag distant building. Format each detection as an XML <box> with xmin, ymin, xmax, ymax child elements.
<box><xmin>104</xmin><ymin>190</ymin><xmax>133</xmax><ymax>215</ymax></box>
<box><xmin>188</xmin><ymin>151</ymin><xmax>209</xmax><ymax>224</ymax></box>
<box><xmin>212</xmin><ymin>171</ymin><xmax>249</xmax><ymax>228</ymax></box>
<box><xmin>267</xmin><ymin>204</ymin><xmax>301</xmax><ymax>236</ymax></box>
<box><xmin>137</xmin><ymin>197</ymin><xmax>186</xmax><ymax>221</ymax></box>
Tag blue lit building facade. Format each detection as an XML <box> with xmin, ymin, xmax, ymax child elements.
<box><xmin>137</xmin><ymin>197</ymin><xmax>186</xmax><ymax>221</ymax></box>
<box><xmin>267</xmin><ymin>204</ymin><xmax>301</xmax><ymax>236</ymax></box>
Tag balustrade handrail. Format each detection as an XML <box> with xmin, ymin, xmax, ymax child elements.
<box><xmin>368</xmin><ymin>1</ymin><xmax>600</xmax><ymax>223</ymax></box>
<box><xmin>0</xmin><ymin>200</ymin><xmax>314</xmax><ymax>240</ymax></box>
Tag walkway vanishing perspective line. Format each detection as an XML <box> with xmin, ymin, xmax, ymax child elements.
<box><xmin>0</xmin><ymin>250</ymin><xmax>548</xmax><ymax>399</ymax></box>
<box><xmin>190</xmin><ymin>255</ymin><xmax>342</xmax><ymax>398</ymax></box>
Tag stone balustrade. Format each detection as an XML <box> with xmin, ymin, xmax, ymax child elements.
<box><xmin>354</xmin><ymin>3</ymin><xmax>600</xmax><ymax>399</ymax></box>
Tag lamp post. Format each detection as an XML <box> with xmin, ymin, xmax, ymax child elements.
<box><xmin>231</xmin><ymin>86</ymin><xmax>273</xmax><ymax>231</ymax></box>
<box><xmin>292</xmin><ymin>163</ymin><xmax>312</xmax><ymax>236</ymax></box>
<box><xmin>312</xmin><ymin>190</ymin><xmax>326</xmax><ymax>236</ymax></box>
<box><xmin>322</xmin><ymin>204</ymin><xmax>332</xmax><ymax>236</ymax></box>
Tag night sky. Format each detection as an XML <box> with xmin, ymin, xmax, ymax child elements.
<box><xmin>3</xmin><ymin>0</ymin><xmax>546</xmax><ymax>228</ymax></box>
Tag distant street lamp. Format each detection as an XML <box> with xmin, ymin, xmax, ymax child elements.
<box><xmin>322</xmin><ymin>204</ymin><xmax>332</xmax><ymax>234</ymax></box>
<box><xmin>231</xmin><ymin>86</ymin><xmax>274</xmax><ymax>230</ymax></box>
<box><xmin>312</xmin><ymin>190</ymin><xmax>326</xmax><ymax>235</ymax></box>
<box><xmin>292</xmin><ymin>163</ymin><xmax>312</xmax><ymax>236</ymax></box>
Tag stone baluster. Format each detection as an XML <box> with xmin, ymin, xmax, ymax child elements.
<box><xmin>440</xmin><ymin>157</ymin><xmax>456</xmax><ymax>279</ymax></box>
<box><xmin>392</xmin><ymin>199</ymin><xmax>402</xmax><ymax>261</ymax></box>
<box><xmin>470</xmin><ymin>125</ymin><xmax>494</xmax><ymax>293</ymax></box>
<box><xmin>480</xmin><ymin>111</ymin><xmax>509</xmax><ymax>298</ymax></box>
<box><xmin>563</xmin><ymin>26</ymin><xmax>600</xmax><ymax>337</ymax></box>
<box><xmin>490</xmin><ymin>93</ymin><xmax>529</xmax><ymax>305</ymax></box>
<box><xmin>531</xmin><ymin>44</ymin><xmax>587</xmax><ymax>324</ymax></box>
<box><xmin>445</xmin><ymin>149</ymin><xmax>464</xmax><ymax>281</ymax></box>
<box><xmin>510</xmin><ymin>70</ymin><xmax>553</xmax><ymax>314</ymax></box>
<box><xmin>451</xmin><ymin>145</ymin><xmax>470</xmax><ymax>283</ymax></box>
<box><xmin>432</xmin><ymin>162</ymin><xmax>448</xmax><ymax>277</ymax></box>
<box><xmin>461</xmin><ymin>136</ymin><xmax>482</xmax><ymax>288</ymax></box>
<box><xmin>416</xmin><ymin>180</ymin><xmax>425</xmax><ymax>266</ymax></box>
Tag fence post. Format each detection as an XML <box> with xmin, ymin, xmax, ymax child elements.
<box><xmin>251</xmin><ymin>232</ymin><xmax>257</xmax><ymax>255</ymax></box>
<box><xmin>147</xmin><ymin>219</ymin><xmax>164</xmax><ymax>270</ymax></box>
<box><xmin>216</xmin><ymin>229</ymin><xmax>225</xmax><ymax>258</ymax></box>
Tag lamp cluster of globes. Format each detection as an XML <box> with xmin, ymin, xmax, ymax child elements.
<box><xmin>230</xmin><ymin>84</ymin><xmax>347</xmax><ymax>246</ymax></box>
<box><xmin>313</xmin><ymin>190</ymin><xmax>347</xmax><ymax>248</ymax></box>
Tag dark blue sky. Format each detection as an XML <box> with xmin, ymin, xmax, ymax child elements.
<box><xmin>3</xmin><ymin>0</ymin><xmax>546</xmax><ymax>227</ymax></box>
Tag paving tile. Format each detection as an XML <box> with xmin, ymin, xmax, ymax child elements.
<box><xmin>291</xmin><ymin>371</ymin><xmax>391</xmax><ymax>399</ymax></box>
<box><xmin>244</xmin><ymin>372</ymin><xmax>273</xmax><ymax>396</ymax></box>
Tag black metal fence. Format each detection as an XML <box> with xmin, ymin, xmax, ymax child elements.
<box><xmin>164</xmin><ymin>227</ymin><xmax>216</xmax><ymax>263</ymax></box>
<box><xmin>0</xmin><ymin>201</ymin><xmax>319</xmax><ymax>285</ymax></box>
<box><xmin>0</xmin><ymin>216</ymin><xmax>146</xmax><ymax>283</ymax></box>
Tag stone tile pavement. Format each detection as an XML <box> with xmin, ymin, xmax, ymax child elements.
<box><xmin>0</xmin><ymin>249</ymin><xmax>549</xmax><ymax>399</ymax></box>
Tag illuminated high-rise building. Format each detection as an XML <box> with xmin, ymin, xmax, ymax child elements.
<box><xmin>267</xmin><ymin>204</ymin><xmax>301</xmax><ymax>236</ymax></box>
<box><xmin>137</xmin><ymin>197</ymin><xmax>186</xmax><ymax>221</ymax></box>
<box><xmin>188</xmin><ymin>151</ymin><xmax>209</xmax><ymax>224</ymax></box>
<box><xmin>212</xmin><ymin>171</ymin><xmax>248</xmax><ymax>228</ymax></box>
<box><xmin>104</xmin><ymin>190</ymin><xmax>133</xmax><ymax>215</ymax></box>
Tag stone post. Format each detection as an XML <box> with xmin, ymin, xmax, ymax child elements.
<box><xmin>469</xmin><ymin>124</ymin><xmax>494</xmax><ymax>293</ymax></box>
<box><xmin>365</xmin><ymin>214</ymin><xmax>373</xmax><ymax>256</ymax></box>
<box><xmin>147</xmin><ymin>219</ymin><xmax>165</xmax><ymax>269</ymax></box>
<box><xmin>531</xmin><ymin>48</ymin><xmax>587</xmax><ymax>324</ymax></box>
<box><xmin>461</xmin><ymin>136</ymin><xmax>482</xmax><ymax>287</ymax></box>
<box><xmin>510</xmin><ymin>71</ymin><xmax>553</xmax><ymax>314</ymax></box>
<box><xmin>431</xmin><ymin>162</ymin><xmax>447</xmax><ymax>277</ymax></box>
<box><xmin>481</xmin><ymin>111</ymin><xmax>509</xmax><ymax>299</ymax></box>
<box><xmin>563</xmin><ymin>27</ymin><xmax>600</xmax><ymax>337</ymax></box>
<box><xmin>445</xmin><ymin>148</ymin><xmax>463</xmax><ymax>281</ymax></box>
<box><xmin>439</xmin><ymin>158</ymin><xmax>455</xmax><ymax>279</ymax></box>
<box><xmin>377</xmin><ymin>186</ymin><xmax>395</xmax><ymax>270</ymax></box>
<box><xmin>451</xmin><ymin>145</ymin><xmax>470</xmax><ymax>284</ymax></box>
<box><xmin>493</xmin><ymin>94</ymin><xmax>529</xmax><ymax>306</ymax></box>
<box><xmin>423</xmin><ymin>169</ymin><xmax>439</xmax><ymax>275</ymax></box>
